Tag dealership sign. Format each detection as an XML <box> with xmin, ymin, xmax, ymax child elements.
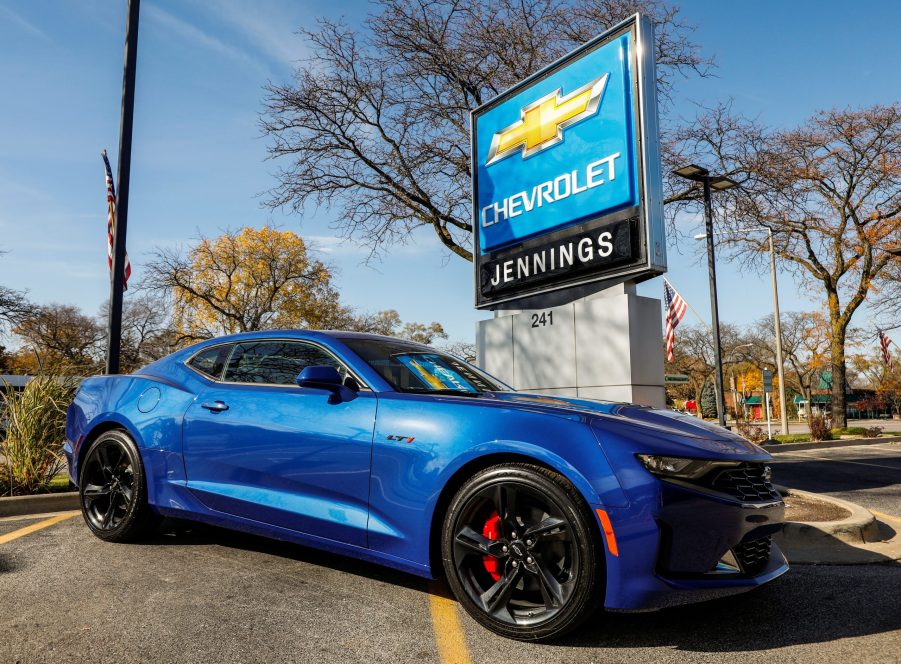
<box><xmin>471</xmin><ymin>14</ymin><xmax>666</xmax><ymax>309</ymax></box>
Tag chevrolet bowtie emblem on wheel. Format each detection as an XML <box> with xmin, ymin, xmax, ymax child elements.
<box><xmin>485</xmin><ymin>73</ymin><xmax>609</xmax><ymax>166</ymax></box>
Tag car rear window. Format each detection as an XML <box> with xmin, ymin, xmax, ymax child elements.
<box><xmin>187</xmin><ymin>344</ymin><xmax>232</xmax><ymax>380</ymax></box>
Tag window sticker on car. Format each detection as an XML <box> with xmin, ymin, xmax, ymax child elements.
<box><xmin>394</xmin><ymin>354</ymin><xmax>478</xmax><ymax>392</ymax></box>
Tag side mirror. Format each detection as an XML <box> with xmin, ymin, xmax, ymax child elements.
<box><xmin>295</xmin><ymin>366</ymin><xmax>356</xmax><ymax>403</ymax></box>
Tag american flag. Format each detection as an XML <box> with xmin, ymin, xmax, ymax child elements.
<box><xmin>663</xmin><ymin>278</ymin><xmax>688</xmax><ymax>362</ymax></box>
<box><xmin>878</xmin><ymin>329</ymin><xmax>894</xmax><ymax>370</ymax></box>
<box><xmin>102</xmin><ymin>150</ymin><xmax>131</xmax><ymax>290</ymax></box>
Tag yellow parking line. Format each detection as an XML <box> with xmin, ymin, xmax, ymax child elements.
<box><xmin>0</xmin><ymin>511</ymin><xmax>80</xmax><ymax>545</ymax></box>
<box><xmin>870</xmin><ymin>509</ymin><xmax>901</xmax><ymax>526</ymax></box>
<box><xmin>429</xmin><ymin>581</ymin><xmax>472</xmax><ymax>664</ymax></box>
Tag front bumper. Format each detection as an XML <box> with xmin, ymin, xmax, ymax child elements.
<box><xmin>602</xmin><ymin>472</ymin><xmax>789</xmax><ymax>611</ymax></box>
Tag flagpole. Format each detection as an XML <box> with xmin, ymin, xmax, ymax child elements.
<box><xmin>105</xmin><ymin>0</ymin><xmax>141</xmax><ymax>375</ymax></box>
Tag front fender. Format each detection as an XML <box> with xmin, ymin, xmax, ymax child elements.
<box><xmin>366</xmin><ymin>393</ymin><xmax>629</xmax><ymax>574</ymax></box>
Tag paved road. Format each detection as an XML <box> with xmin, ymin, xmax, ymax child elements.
<box><xmin>771</xmin><ymin>441</ymin><xmax>901</xmax><ymax>516</ymax></box>
<box><xmin>1</xmin><ymin>514</ymin><xmax>899</xmax><ymax>664</ymax></box>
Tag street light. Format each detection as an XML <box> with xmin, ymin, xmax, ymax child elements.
<box><xmin>694</xmin><ymin>227</ymin><xmax>790</xmax><ymax>435</ymax></box>
<box><xmin>673</xmin><ymin>164</ymin><xmax>738</xmax><ymax>427</ymax></box>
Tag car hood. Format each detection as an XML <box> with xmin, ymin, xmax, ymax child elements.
<box><xmin>486</xmin><ymin>391</ymin><xmax>767</xmax><ymax>457</ymax></box>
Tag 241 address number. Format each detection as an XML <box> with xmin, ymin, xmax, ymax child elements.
<box><xmin>530</xmin><ymin>312</ymin><xmax>554</xmax><ymax>328</ymax></box>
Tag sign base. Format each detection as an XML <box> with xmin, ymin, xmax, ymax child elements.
<box><xmin>476</xmin><ymin>282</ymin><xmax>665</xmax><ymax>407</ymax></box>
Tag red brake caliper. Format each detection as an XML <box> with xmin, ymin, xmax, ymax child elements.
<box><xmin>482</xmin><ymin>511</ymin><xmax>502</xmax><ymax>581</ymax></box>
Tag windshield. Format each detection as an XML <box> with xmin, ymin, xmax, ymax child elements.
<box><xmin>342</xmin><ymin>338</ymin><xmax>510</xmax><ymax>394</ymax></box>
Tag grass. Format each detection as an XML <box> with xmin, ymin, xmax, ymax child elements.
<box><xmin>766</xmin><ymin>427</ymin><xmax>888</xmax><ymax>445</ymax></box>
<box><xmin>831</xmin><ymin>426</ymin><xmax>868</xmax><ymax>436</ymax></box>
<box><xmin>48</xmin><ymin>473</ymin><xmax>74</xmax><ymax>492</ymax></box>
<box><xmin>772</xmin><ymin>434</ymin><xmax>811</xmax><ymax>444</ymax></box>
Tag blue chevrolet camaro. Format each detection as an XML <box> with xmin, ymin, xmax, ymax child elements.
<box><xmin>65</xmin><ymin>330</ymin><xmax>788</xmax><ymax>641</ymax></box>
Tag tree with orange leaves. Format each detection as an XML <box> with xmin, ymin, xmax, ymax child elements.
<box><xmin>144</xmin><ymin>227</ymin><xmax>342</xmax><ymax>343</ymax></box>
<box><xmin>669</xmin><ymin>104</ymin><xmax>901</xmax><ymax>426</ymax></box>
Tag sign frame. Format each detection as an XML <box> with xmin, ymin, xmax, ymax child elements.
<box><xmin>470</xmin><ymin>14</ymin><xmax>666</xmax><ymax>310</ymax></box>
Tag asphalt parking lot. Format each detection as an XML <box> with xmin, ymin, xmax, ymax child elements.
<box><xmin>1</xmin><ymin>512</ymin><xmax>899</xmax><ymax>664</ymax></box>
<box><xmin>772</xmin><ymin>441</ymin><xmax>901</xmax><ymax>515</ymax></box>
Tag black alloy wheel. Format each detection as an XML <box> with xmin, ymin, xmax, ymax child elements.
<box><xmin>79</xmin><ymin>430</ymin><xmax>157</xmax><ymax>542</ymax></box>
<box><xmin>441</xmin><ymin>464</ymin><xmax>603</xmax><ymax>641</ymax></box>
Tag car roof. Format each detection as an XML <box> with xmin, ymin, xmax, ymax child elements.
<box><xmin>182</xmin><ymin>329</ymin><xmax>431</xmax><ymax>348</ymax></box>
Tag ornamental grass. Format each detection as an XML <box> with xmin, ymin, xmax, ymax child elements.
<box><xmin>1</xmin><ymin>374</ymin><xmax>77</xmax><ymax>496</ymax></box>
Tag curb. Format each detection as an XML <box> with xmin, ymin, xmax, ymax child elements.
<box><xmin>777</xmin><ymin>487</ymin><xmax>881</xmax><ymax>544</ymax></box>
<box><xmin>764</xmin><ymin>435</ymin><xmax>901</xmax><ymax>453</ymax></box>
<box><xmin>0</xmin><ymin>492</ymin><xmax>80</xmax><ymax>518</ymax></box>
<box><xmin>774</xmin><ymin>487</ymin><xmax>901</xmax><ymax>565</ymax></box>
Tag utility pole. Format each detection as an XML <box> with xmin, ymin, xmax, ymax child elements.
<box><xmin>105</xmin><ymin>0</ymin><xmax>141</xmax><ymax>375</ymax></box>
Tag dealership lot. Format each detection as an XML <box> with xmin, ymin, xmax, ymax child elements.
<box><xmin>772</xmin><ymin>441</ymin><xmax>901</xmax><ymax>515</ymax></box>
<box><xmin>1</xmin><ymin>513</ymin><xmax>899</xmax><ymax>664</ymax></box>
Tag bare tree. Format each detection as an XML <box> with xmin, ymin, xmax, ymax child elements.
<box><xmin>340</xmin><ymin>308</ymin><xmax>448</xmax><ymax>345</ymax></box>
<box><xmin>12</xmin><ymin>304</ymin><xmax>105</xmax><ymax>373</ymax></box>
<box><xmin>0</xmin><ymin>250</ymin><xmax>33</xmax><ymax>329</ymax></box>
<box><xmin>441</xmin><ymin>340</ymin><xmax>477</xmax><ymax>363</ymax></box>
<box><xmin>666</xmin><ymin>322</ymin><xmax>744</xmax><ymax>417</ymax></box>
<box><xmin>746</xmin><ymin>311</ymin><xmax>830</xmax><ymax>413</ymax></box>
<box><xmin>100</xmin><ymin>293</ymin><xmax>177</xmax><ymax>372</ymax></box>
<box><xmin>0</xmin><ymin>286</ymin><xmax>31</xmax><ymax>328</ymax></box>
<box><xmin>670</xmin><ymin>103</ymin><xmax>901</xmax><ymax>426</ymax></box>
<box><xmin>262</xmin><ymin>0</ymin><xmax>711</xmax><ymax>261</ymax></box>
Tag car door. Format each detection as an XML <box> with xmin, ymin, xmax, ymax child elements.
<box><xmin>182</xmin><ymin>339</ymin><xmax>377</xmax><ymax>547</ymax></box>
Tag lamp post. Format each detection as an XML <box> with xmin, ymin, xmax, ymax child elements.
<box><xmin>696</xmin><ymin>227</ymin><xmax>789</xmax><ymax>435</ymax></box>
<box><xmin>673</xmin><ymin>164</ymin><xmax>737</xmax><ymax>427</ymax></box>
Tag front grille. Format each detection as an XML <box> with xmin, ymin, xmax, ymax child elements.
<box><xmin>732</xmin><ymin>536</ymin><xmax>772</xmax><ymax>575</ymax></box>
<box><xmin>709</xmin><ymin>464</ymin><xmax>781</xmax><ymax>502</ymax></box>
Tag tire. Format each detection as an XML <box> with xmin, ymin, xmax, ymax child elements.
<box><xmin>440</xmin><ymin>463</ymin><xmax>603</xmax><ymax>642</ymax></box>
<box><xmin>78</xmin><ymin>429</ymin><xmax>158</xmax><ymax>542</ymax></box>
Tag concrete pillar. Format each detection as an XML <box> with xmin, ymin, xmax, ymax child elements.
<box><xmin>476</xmin><ymin>282</ymin><xmax>665</xmax><ymax>407</ymax></box>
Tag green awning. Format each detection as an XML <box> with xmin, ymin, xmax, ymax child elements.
<box><xmin>744</xmin><ymin>396</ymin><xmax>762</xmax><ymax>405</ymax></box>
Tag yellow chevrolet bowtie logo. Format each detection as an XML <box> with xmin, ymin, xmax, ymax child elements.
<box><xmin>486</xmin><ymin>73</ymin><xmax>609</xmax><ymax>166</ymax></box>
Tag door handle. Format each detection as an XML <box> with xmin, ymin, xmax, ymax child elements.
<box><xmin>201</xmin><ymin>401</ymin><xmax>229</xmax><ymax>412</ymax></box>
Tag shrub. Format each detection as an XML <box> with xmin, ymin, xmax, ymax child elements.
<box><xmin>809</xmin><ymin>413</ymin><xmax>833</xmax><ymax>441</ymax></box>
<box><xmin>1</xmin><ymin>375</ymin><xmax>77</xmax><ymax>496</ymax></box>
<box><xmin>736</xmin><ymin>420</ymin><xmax>767</xmax><ymax>444</ymax></box>
<box><xmin>863</xmin><ymin>426</ymin><xmax>883</xmax><ymax>438</ymax></box>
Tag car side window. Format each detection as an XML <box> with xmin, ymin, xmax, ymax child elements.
<box><xmin>223</xmin><ymin>341</ymin><xmax>349</xmax><ymax>385</ymax></box>
<box><xmin>187</xmin><ymin>344</ymin><xmax>232</xmax><ymax>380</ymax></box>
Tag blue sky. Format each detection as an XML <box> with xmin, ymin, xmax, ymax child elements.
<box><xmin>0</xmin><ymin>0</ymin><xmax>898</xmax><ymax>346</ymax></box>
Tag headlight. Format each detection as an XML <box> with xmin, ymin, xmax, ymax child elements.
<box><xmin>636</xmin><ymin>454</ymin><xmax>739</xmax><ymax>480</ymax></box>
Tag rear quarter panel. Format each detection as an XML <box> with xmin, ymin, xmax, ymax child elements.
<box><xmin>66</xmin><ymin>371</ymin><xmax>199</xmax><ymax>507</ymax></box>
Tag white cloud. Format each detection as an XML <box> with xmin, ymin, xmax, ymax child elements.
<box><xmin>0</xmin><ymin>5</ymin><xmax>51</xmax><ymax>41</ymax></box>
<box><xmin>188</xmin><ymin>0</ymin><xmax>310</xmax><ymax>67</ymax></box>
<box><xmin>143</xmin><ymin>4</ymin><xmax>268</xmax><ymax>73</ymax></box>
